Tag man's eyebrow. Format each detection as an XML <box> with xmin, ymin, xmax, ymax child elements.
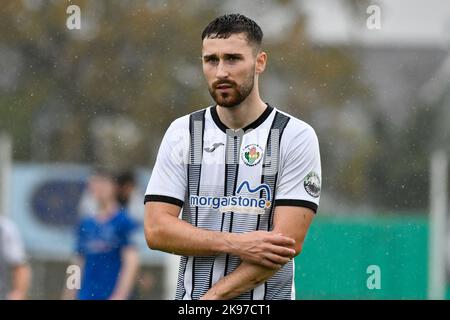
<box><xmin>202</xmin><ymin>53</ymin><xmax>218</xmax><ymax>60</ymax></box>
<box><xmin>202</xmin><ymin>53</ymin><xmax>244</xmax><ymax>59</ymax></box>
<box><xmin>224</xmin><ymin>53</ymin><xmax>244</xmax><ymax>58</ymax></box>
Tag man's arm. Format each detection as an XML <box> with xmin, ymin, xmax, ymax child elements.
<box><xmin>144</xmin><ymin>202</ymin><xmax>296</xmax><ymax>269</ymax></box>
<box><xmin>109</xmin><ymin>246</ymin><xmax>140</xmax><ymax>300</ymax></box>
<box><xmin>8</xmin><ymin>263</ymin><xmax>31</xmax><ymax>300</ymax></box>
<box><xmin>1</xmin><ymin>218</ymin><xmax>32</xmax><ymax>300</ymax></box>
<box><xmin>201</xmin><ymin>206</ymin><xmax>315</xmax><ymax>300</ymax></box>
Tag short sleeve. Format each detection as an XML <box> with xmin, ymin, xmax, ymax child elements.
<box><xmin>1</xmin><ymin>219</ymin><xmax>27</xmax><ymax>265</ymax></box>
<box><xmin>145</xmin><ymin>119</ymin><xmax>189</xmax><ymax>207</ymax></box>
<box><xmin>275</xmin><ymin>125</ymin><xmax>322</xmax><ymax>213</ymax></box>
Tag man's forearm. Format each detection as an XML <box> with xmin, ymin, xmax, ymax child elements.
<box><xmin>145</xmin><ymin>203</ymin><xmax>297</xmax><ymax>269</ymax></box>
<box><xmin>110</xmin><ymin>247</ymin><xmax>139</xmax><ymax>300</ymax></box>
<box><xmin>201</xmin><ymin>262</ymin><xmax>278</xmax><ymax>300</ymax></box>
<box><xmin>146</xmin><ymin>211</ymin><xmax>234</xmax><ymax>256</ymax></box>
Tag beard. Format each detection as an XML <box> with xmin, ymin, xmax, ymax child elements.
<box><xmin>208</xmin><ymin>70</ymin><xmax>255</xmax><ymax>108</ymax></box>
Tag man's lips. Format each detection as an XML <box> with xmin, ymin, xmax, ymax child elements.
<box><xmin>216</xmin><ymin>86</ymin><xmax>233</xmax><ymax>92</ymax></box>
<box><xmin>215</xmin><ymin>83</ymin><xmax>234</xmax><ymax>89</ymax></box>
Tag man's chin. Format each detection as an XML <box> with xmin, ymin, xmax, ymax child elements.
<box><xmin>213</xmin><ymin>96</ymin><xmax>241</xmax><ymax>108</ymax></box>
<box><xmin>216</xmin><ymin>102</ymin><xmax>238</xmax><ymax>108</ymax></box>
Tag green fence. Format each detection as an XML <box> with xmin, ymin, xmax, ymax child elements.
<box><xmin>294</xmin><ymin>214</ymin><xmax>429</xmax><ymax>299</ymax></box>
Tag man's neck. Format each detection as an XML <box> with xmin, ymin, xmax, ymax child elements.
<box><xmin>216</xmin><ymin>94</ymin><xmax>267</xmax><ymax>130</ymax></box>
<box><xmin>97</xmin><ymin>200</ymin><xmax>119</xmax><ymax>221</ymax></box>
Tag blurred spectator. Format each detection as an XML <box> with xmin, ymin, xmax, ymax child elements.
<box><xmin>62</xmin><ymin>169</ymin><xmax>140</xmax><ymax>300</ymax></box>
<box><xmin>0</xmin><ymin>216</ymin><xmax>31</xmax><ymax>300</ymax></box>
<box><xmin>115</xmin><ymin>170</ymin><xmax>144</xmax><ymax>221</ymax></box>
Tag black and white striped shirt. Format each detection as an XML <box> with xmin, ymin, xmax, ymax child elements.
<box><xmin>145</xmin><ymin>104</ymin><xmax>321</xmax><ymax>300</ymax></box>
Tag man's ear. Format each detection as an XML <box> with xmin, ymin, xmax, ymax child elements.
<box><xmin>255</xmin><ymin>51</ymin><xmax>267</xmax><ymax>74</ymax></box>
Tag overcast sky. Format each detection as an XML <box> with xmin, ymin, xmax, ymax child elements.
<box><xmin>302</xmin><ymin>0</ymin><xmax>450</xmax><ymax>46</ymax></box>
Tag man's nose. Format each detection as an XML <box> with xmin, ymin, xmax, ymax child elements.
<box><xmin>215</xmin><ymin>60</ymin><xmax>229</xmax><ymax>79</ymax></box>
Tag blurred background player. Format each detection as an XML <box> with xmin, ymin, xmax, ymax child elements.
<box><xmin>115</xmin><ymin>170</ymin><xmax>156</xmax><ymax>299</ymax></box>
<box><xmin>62</xmin><ymin>169</ymin><xmax>140</xmax><ymax>300</ymax></box>
<box><xmin>0</xmin><ymin>215</ymin><xmax>31</xmax><ymax>300</ymax></box>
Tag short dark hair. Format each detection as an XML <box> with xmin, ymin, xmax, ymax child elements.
<box><xmin>201</xmin><ymin>14</ymin><xmax>263</xmax><ymax>47</ymax></box>
<box><xmin>116</xmin><ymin>170</ymin><xmax>135</xmax><ymax>187</ymax></box>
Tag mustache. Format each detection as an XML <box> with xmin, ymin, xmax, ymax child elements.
<box><xmin>212</xmin><ymin>80</ymin><xmax>236</xmax><ymax>89</ymax></box>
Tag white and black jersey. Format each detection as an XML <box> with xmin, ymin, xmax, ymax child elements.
<box><xmin>145</xmin><ymin>104</ymin><xmax>321</xmax><ymax>300</ymax></box>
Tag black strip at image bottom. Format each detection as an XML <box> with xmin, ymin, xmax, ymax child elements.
<box><xmin>1</xmin><ymin>300</ymin><xmax>442</xmax><ymax>319</ymax></box>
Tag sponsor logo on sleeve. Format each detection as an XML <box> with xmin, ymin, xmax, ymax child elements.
<box><xmin>304</xmin><ymin>171</ymin><xmax>321</xmax><ymax>198</ymax></box>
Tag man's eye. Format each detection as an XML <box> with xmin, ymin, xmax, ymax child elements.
<box><xmin>205</xmin><ymin>57</ymin><xmax>218</xmax><ymax>63</ymax></box>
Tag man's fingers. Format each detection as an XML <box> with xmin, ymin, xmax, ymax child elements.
<box><xmin>268</xmin><ymin>244</ymin><xmax>296</xmax><ymax>258</ymax></box>
<box><xmin>270</xmin><ymin>234</ymin><xmax>295</xmax><ymax>246</ymax></box>
<box><xmin>264</xmin><ymin>252</ymin><xmax>291</xmax><ymax>265</ymax></box>
<box><xmin>260</xmin><ymin>258</ymin><xmax>282</xmax><ymax>270</ymax></box>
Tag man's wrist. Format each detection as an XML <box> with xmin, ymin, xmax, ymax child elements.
<box><xmin>215</xmin><ymin>232</ymin><xmax>238</xmax><ymax>256</ymax></box>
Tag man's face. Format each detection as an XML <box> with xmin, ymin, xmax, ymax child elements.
<box><xmin>202</xmin><ymin>33</ymin><xmax>257</xmax><ymax>108</ymax></box>
<box><xmin>88</xmin><ymin>175</ymin><xmax>117</xmax><ymax>204</ymax></box>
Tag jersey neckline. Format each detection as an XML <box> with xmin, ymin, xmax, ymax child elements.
<box><xmin>210</xmin><ymin>103</ymin><xmax>274</xmax><ymax>133</ymax></box>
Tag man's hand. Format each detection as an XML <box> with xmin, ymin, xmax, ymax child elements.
<box><xmin>226</xmin><ymin>231</ymin><xmax>296</xmax><ymax>269</ymax></box>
